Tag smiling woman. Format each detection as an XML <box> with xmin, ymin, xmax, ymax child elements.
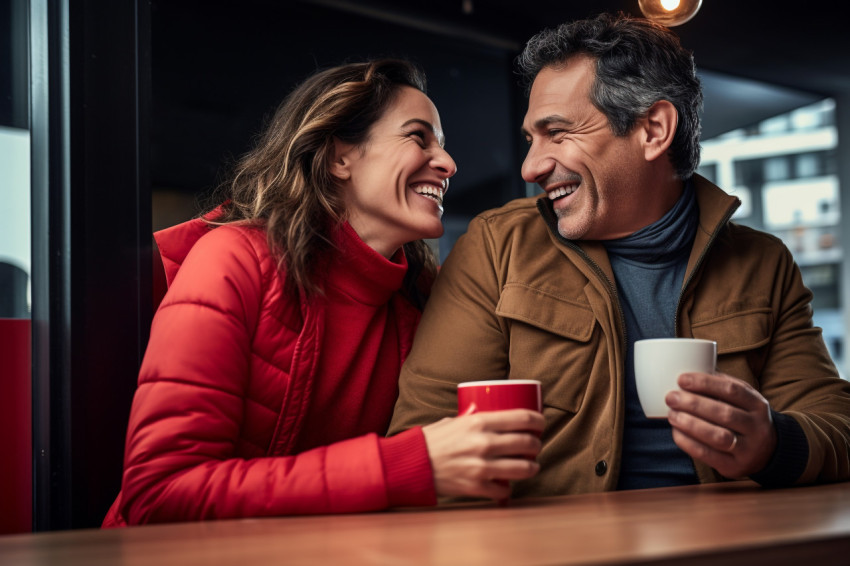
<box><xmin>101</xmin><ymin>58</ymin><xmax>544</xmax><ymax>527</ymax></box>
<box><xmin>332</xmin><ymin>86</ymin><xmax>456</xmax><ymax>258</ymax></box>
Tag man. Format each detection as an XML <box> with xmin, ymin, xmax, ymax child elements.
<box><xmin>389</xmin><ymin>12</ymin><xmax>850</xmax><ymax>496</ymax></box>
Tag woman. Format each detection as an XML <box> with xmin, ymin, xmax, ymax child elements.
<box><xmin>103</xmin><ymin>59</ymin><xmax>542</xmax><ymax>526</ymax></box>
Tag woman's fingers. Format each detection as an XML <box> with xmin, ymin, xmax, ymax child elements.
<box><xmin>422</xmin><ymin>409</ymin><xmax>544</xmax><ymax>500</ymax></box>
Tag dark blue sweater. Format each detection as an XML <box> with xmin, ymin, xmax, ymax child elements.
<box><xmin>605</xmin><ymin>181</ymin><xmax>700</xmax><ymax>490</ymax></box>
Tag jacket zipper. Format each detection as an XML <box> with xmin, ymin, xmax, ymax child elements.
<box><xmin>537</xmin><ymin>199</ymin><xmax>628</xmax><ymax>351</ymax></box>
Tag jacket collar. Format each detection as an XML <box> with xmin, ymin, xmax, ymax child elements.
<box><xmin>325</xmin><ymin>222</ymin><xmax>408</xmax><ymax>306</ymax></box>
<box><xmin>154</xmin><ymin>205</ymin><xmax>225</xmax><ymax>287</ymax></box>
<box><xmin>685</xmin><ymin>174</ymin><xmax>741</xmax><ymax>279</ymax></box>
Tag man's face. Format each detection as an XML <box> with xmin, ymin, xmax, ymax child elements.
<box><xmin>521</xmin><ymin>56</ymin><xmax>659</xmax><ymax>241</ymax></box>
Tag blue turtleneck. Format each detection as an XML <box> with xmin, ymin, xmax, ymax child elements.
<box><xmin>605</xmin><ymin>180</ymin><xmax>700</xmax><ymax>490</ymax></box>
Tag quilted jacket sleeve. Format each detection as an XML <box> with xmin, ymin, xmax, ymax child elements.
<box><xmin>119</xmin><ymin>226</ymin><xmax>433</xmax><ymax>524</ymax></box>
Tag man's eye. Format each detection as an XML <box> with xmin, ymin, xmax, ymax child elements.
<box><xmin>547</xmin><ymin>129</ymin><xmax>565</xmax><ymax>137</ymax></box>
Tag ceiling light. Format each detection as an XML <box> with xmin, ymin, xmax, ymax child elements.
<box><xmin>638</xmin><ymin>0</ymin><xmax>702</xmax><ymax>26</ymax></box>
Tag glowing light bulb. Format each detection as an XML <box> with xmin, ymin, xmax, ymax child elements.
<box><xmin>639</xmin><ymin>0</ymin><xmax>702</xmax><ymax>26</ymax></box>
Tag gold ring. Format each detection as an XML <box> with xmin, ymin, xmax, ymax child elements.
<box><xmin>727</xmin><ymin>433</ymin><xmax>738</xmax><ymax>452</ymax></box>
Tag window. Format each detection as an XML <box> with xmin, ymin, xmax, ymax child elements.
<box><xmin>700</xmin><ymin>99</ymin><xmax>843</xmax><ymax>374</ymax></box>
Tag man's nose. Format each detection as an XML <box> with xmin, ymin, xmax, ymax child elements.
<box><xmin>521</xmin><ymin>144</ymin><xmax>554</xmax><ymax>185</ymax></box>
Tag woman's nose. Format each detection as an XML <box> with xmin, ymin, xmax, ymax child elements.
<box><xmin>432</xmin><ymin>147</ymin><xmax>458</xmax><ymax>179</ymax></box>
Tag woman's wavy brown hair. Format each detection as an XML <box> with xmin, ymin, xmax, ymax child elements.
<box><xmin>209</xmin><ymin>59</ymin><xmax>438</xmax><ymax>308</ymax></box>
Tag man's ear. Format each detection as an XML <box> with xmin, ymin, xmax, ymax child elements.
<box><xmin>330</xmin><ymin>137</ymin><xmax>355</xmax><ymax>181</ymax></box>
<box><xmin>641</xmin><ymin>100</ymin><xmax>678</xmax><ymax>163</ymax></box>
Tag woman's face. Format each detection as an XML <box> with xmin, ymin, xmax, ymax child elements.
<box><xmin>335</xmin><ymin>86</ymin><xmax>457</xmax><ymax>258</ymax></box>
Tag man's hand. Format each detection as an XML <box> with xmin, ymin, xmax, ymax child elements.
<box><xmin>421</xmin><ymin>409</ymin><xmax>544</xmax><ymax>501</ymax></box>
<box><xmin>665</xmin><ymin>372</ymin><xmax>777</xmax><ymax>479</ymax></box>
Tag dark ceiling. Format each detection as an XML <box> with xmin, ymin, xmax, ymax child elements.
<box><xmin>151</xmin><ymin>0</ymin><xmax>848</xmax><ymax>222</ymax></box>
<box><xmin>315</xmin><ymin>0</ymin><xmax>850</xmax><ymax>96</ymax></box>
<box><xmin>304</xmin><ymin>0</ymin><xmax>849</xmax><ymax>137</ymax></box>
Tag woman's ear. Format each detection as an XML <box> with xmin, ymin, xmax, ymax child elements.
<box><xmin>330</xmin><ymin>137</ymin><xmax>354</xmax><ymax>181</ymax></box>
<box><xmin>641</xmin><ymin>100</ymin><xmax>678</xmax><ymax>163</ymax></box>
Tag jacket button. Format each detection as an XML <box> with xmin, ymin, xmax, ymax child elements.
<box><xmin>595</xmin><ymin>460</ymin><xmax>608</xmax><ymax>476</ymax></box>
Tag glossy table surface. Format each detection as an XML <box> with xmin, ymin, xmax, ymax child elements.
<box><xmin>2</xmin><ymin>481</ymin><xmax>850</xmax><ymax>565</ymax></box>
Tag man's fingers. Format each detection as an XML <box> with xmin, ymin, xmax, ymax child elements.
<box><xmin>667</xmin><ymin>375</ymin><xmax>777</xmax><ymax>479</ymax></box>
<box><xmin>666</xmin><ymin>389</ymin><xmax>746</xmax><ymax>432</ymax></box>
<box><xmin>671</xmin><ymin>427</ymin><xmax>746</xmax><ymax>479</ymax></box>
<box><xmin>668</xmin><ymin>408</ymin><xmax>738</xmax><ymax>453</ymax></box>
<box><xmin>677</xmin><ymin>372</ymin><xmax>759</xmax><ymax>411</ymax></box>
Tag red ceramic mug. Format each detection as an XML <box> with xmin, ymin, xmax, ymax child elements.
<box><xmin>457</xmin><ymin>379</ymin><xmax>543</xmax><ymax>504</ymax></box>
<box><xmin>457</xmin><ymin>379</ymin><xmax>542</xmax><ymax>415</ymax></box>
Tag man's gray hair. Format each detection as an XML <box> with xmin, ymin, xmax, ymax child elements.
<box><xmin>517</xmin><ymin>12</ymin><xmax>703</xmax><ymax>180</ymax></box>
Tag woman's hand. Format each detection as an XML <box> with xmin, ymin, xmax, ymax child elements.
<box><xmin>421</xmin><ymin>409</ymin><xmax>544</xmax><ymax>500</ymax></box>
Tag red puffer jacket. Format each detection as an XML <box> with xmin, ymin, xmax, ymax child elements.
<box><xmin>102</xmin><ymin>217</ymin><xmax>435</xmax><ymax>526</ymax></box>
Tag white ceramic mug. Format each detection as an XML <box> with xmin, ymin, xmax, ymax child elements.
<box><xmin>634</xmin><ymin>338</ymin><xmax>717</xmax><ymax>419</ymax></box>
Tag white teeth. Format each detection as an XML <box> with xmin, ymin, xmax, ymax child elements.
<box><xmin>412</xmin><ymin>184</ymin><xmax>444</xmax><ymax>205</ymax></box>
<box><xmin>548</xmin><ymin>185</ymin><xmax>577</xmax><ymax>200</ymax></box>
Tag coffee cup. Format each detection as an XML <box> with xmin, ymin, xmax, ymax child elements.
<box><xmin>457</xmin><ymin>380</ymin><xmax>542</xmax><ymax>501</ymax></box>
<box><xmin>457</xmin><ymin>379</ymin><xmax>542</xmax><ymax>415</ymax></box>
<box><xmin>634</xmin><ymin>338</ymin><xmax>716</xmax><ymax>419</ymax></box>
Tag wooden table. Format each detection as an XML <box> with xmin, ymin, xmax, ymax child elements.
<box><xmin>2</xmin><ymin>481</ymin><xmax>850</xmax><ymax>565</ymax></box>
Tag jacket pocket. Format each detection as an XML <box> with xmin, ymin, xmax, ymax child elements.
<box><xmin>496</xmin><ymin>283</ymin><xmax>597</xmax><ymax>413</ymax></box>
<box><xmin>691</xmin><ymin>307</ymin><xmax>772</xmax><ymax>353</ymax></box>
<box><xmin>691</xmin><ymin>306</ymin><xmax>773</xmax><ymax>385</ymax></box>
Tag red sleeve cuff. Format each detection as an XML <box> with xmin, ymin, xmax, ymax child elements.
<box><xmin>379</xmin><ymin>427</ymin><xmax>437</xmax><ymax>508</ymax></box>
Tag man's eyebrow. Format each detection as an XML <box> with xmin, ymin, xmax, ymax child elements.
<box><xmin>521</xmin><ymin>115</ymin><xmax>573</xmax><ymax>137</ymax></box>
<box><xmin>402</xmin><ymin>118</ymin><xmax>446</xmax><ymax>147</ymax></box>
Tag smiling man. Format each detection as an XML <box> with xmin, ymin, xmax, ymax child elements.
<box><xmin>389</xmin><ymin>12</ymin><xmax>850</xmax><ymax>496</ymax></box>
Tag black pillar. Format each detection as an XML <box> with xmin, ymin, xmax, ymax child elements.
<box><xmin>30</xmin><ymin>0</ymin><xmax>152</xmax><ymax>530</ymax></box>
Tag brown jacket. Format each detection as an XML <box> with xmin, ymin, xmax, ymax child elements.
<box><xmin>389</xmin><ymin>175</ymin><xmax>850</xmax><ymax>496</ymax></box>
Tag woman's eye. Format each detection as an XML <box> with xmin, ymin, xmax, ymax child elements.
<box><xmin>409</xmin><ymin>130</ymin><xmax>427</xmax><ymax>145</ymax></box>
